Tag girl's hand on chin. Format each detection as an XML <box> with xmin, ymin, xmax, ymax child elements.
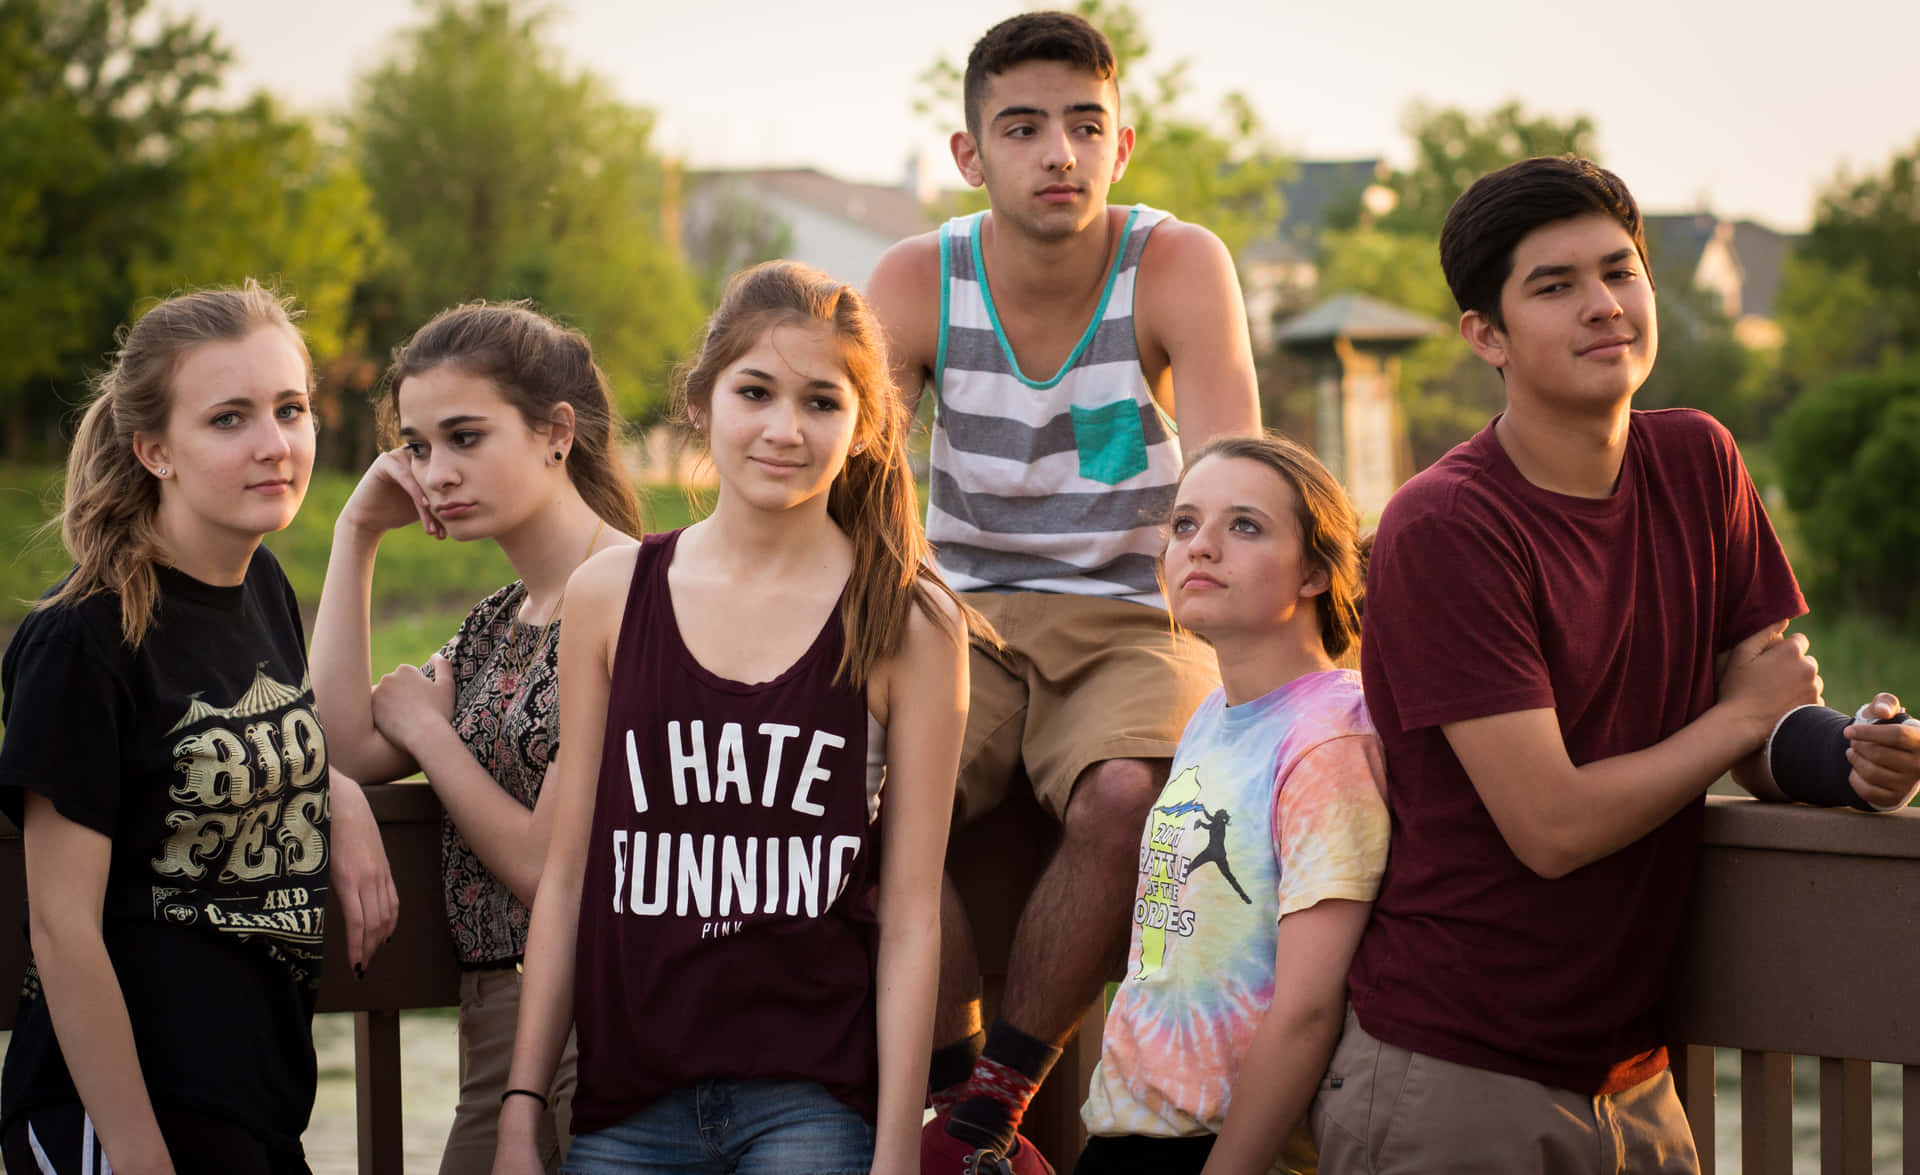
<box><xmin>341</xmin><ymin>447</ymin><xmax>444</xmax><ymax>539</ymax></box>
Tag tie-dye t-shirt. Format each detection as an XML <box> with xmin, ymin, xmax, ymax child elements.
<box><xmin>1082</xmin><ymin>668</ymin><xmax>1389</xmax><ymax>1145</ymax></box>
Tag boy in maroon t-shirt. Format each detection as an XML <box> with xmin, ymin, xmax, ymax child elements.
<box><xmin>1314</xmin><ymin>156</ymin><xmax>1920</xmax><ymax>1174</ymax></box>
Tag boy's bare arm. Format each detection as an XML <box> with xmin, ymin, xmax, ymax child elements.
<box><xmin>1136</xmin><ymin>221</ymin><xmax>1261</xmax><ymax>458</ymax></box>
<box><xmin>866</xmin><ymin>233</ymin><xmax>945</xmax><ymax>417</ymax></box>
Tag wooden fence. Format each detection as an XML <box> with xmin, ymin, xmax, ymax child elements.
<box><xmin>2</xmin><ymin>790</ymin><xmax>1916</xmax><ymax>1173</ymax></box>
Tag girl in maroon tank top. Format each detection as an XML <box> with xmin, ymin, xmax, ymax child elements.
<box><xmin>498</xmin><ymin>262</ymin><xmax>987</xmax><ymax>1175</ymax></box>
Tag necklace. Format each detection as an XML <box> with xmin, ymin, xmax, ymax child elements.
<box><xmin>489</xmin><ymin>518</ymin><xmax>606</xmax><ymax>773</ymax></box>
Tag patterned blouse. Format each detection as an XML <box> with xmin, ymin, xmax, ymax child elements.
<box><xmin>436</xmin><ymin>581</ymin><xmax>560</xmax><ymax>966</ymax></box>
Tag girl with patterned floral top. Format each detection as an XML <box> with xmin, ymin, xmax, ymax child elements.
<box><xmin>1076</xmin><ymin>435</ymin><xmax>1390</xmax><ymax>1175</ymax></box>
<box><xmin>313</xmin><ymin>302</ymin><xmax>643</xmax><ymax>1173</ymax></box>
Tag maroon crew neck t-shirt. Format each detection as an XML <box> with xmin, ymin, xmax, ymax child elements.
<box><xmin>1350</xmin><ymin>409</ymin><xmax>1803</xmax><ymax>1094</ymax></box>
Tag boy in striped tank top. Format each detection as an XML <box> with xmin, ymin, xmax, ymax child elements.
<box><xmin>867</xmin><ymin>11</ymin><xmax>1260</xmax><ymax>1171</ymax></box>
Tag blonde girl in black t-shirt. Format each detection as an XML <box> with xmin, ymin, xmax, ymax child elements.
<box><xmin>0</xmin><ymin>284</ymin><xmax>398</xmax><ymax>1174</ymax></box>
<box><xmin>311</xmin><ymin>302</ymin><xmax>643</xmax><ymax>1172</ymax></box>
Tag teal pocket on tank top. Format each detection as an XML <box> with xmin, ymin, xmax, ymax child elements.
<box><xmin>1070</xmin><ymin>399</ymin><xmax>1150</xmax><ymax>485</ymax></box>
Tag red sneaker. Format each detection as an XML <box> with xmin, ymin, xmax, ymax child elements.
<box><xmin>920</xmin><ymin>1112</ymin><xmax>1056</xmax><ymax>1175</ymax></box>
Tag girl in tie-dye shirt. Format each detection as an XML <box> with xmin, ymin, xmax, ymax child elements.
<box><xmin>1078</xmin><ymin>435</ymin><xmax>1390</xmax><ymax>1175</ymax></box>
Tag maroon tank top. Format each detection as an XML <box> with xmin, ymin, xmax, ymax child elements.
<box><xmin>571</xmin><ymin>529</ymin><xmax>882</xmax><ymax>1134</ymax></box>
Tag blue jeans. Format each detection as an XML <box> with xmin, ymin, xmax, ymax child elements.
<box><xmin>561</xmin><ymin>1078</ymin><xmax>873</xmax><ymax>1174</ymax></box>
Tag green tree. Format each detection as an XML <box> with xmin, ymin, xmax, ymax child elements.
<box><xmin>1633</xmin><ymin>283</ymin><xmax>1760</xmax><ymax>434</ymax></box>
<box><xmin>0</xmin><ymin>0</ymin><xmax>229</xmax><ymax>455</ymax></box>
<box><xmin>914</xmin><ymin>0</ymin><xmax>1291</xmax><ymax>259</ymax></box>
<box><xmin>350</xmin><ymin>0</ymin><xmax>703</xmax><ymax>421</ymax></box>
<box><xmin>1799</xmin><ymin>137</ymin><xmax>1920</xmax><ymax>355</ymax></box>
<box><xmin>1774</xmin><ymin>362</ymin><xmax>1920</xmax><ymax>624</ymax></box>
<box><xmin>1633</xmin><ymin>219</ymin><xmax>1762</xmax><ymax>435</ymax></box>
<box><xmin>128</xmin><ymin>95</ymin><xmax>381</xmax><ymax>365</ymax></box>
<box><xmin>1300</xmin><ymin>102</ymin><xmax>1593</xmax><ymax>465</ymax></box>
<box><xmin>1380</xmin><ymin>101</ymin><xmax>1598</xmax><ymax>237</ymax></box>
<box><xmin>1773</xmin><ymin>139</ymin><xmax>1920</xmax><ymax>402</ymax></box>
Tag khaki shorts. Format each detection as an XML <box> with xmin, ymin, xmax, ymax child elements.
<box><xmin>1311</xmin><ymin>1008</ymin><xmax>1699</xmax><ymax>1174</ymax></box>
<box><xmin>956</xmin><ymin>591</ymin><xmax>1219</xmax><ymax>826</ymax></box>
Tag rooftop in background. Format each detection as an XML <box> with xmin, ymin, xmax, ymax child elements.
<box><xmin>1645</xmin><ymin>212</ymin><xmax>1797</xmax><ymax>342</ymax></box>
<box><xmin>1275</xmin><ymin>292</ymin><xmax>1446</xmax><ymax>347</ymax></box>
<box><xmin>687</xmin><ymin>167</ymin><xmax>943</xmax><ymax>246</ymax></box>
<box><xmin>1244</xmin><ymin>159</ymin><xmax>1392</xmax><ymax>266</ymax></box>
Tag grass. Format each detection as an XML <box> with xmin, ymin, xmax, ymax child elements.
<box><xmin>0</xmin><ymin>466</ymin><xmax>705</xmax><ymax>671</ymax></box>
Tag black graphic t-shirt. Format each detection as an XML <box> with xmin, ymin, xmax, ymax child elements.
<box><xmin>0</xmin><ymin>547</ymin><xmax>329</xmax><ymax>1157</ymax></box>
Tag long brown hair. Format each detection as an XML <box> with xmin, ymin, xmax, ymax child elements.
<box><xmin>1178</xmin><ymin>433</ymin><xmax>1371</xmax><ymax>662</ymax></box>
<box><xmin>674</xmin><ymin>261</ymin><xmax>984</xmax><ymax>685</ymax></box>
<box><xmin>43</xmin><ymin>281</ymin><xmax>313</xmax><ymax>646</ymax></box>
<box><xmin>381</xmin><ymin>302</ymin><xmax>645</xmax><ymax>539</ymax></box>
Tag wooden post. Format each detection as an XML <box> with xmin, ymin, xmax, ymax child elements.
<box><xmin>354</xmin><ymin>1010</ymin><xmax>404</xmax><ymax>1175</ymax></box>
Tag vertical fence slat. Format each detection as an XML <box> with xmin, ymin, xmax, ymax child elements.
<box><xmin>1819</xmin><ymin>1056</ymin><xmax>1872</xmax><ymax>1175</ymax></box>
<box><xmin>1671</xmin><ymin>1044</ymin><xmax>1716</xmax><ymax>1175</ymax></box>
<box><xmin>1742</xmin><ymin>1050</ymin><xmax>1793</xmax><ymax>1175</ymax></box>
<box><xmin>355</xmin><ymin>1009</ymin><xmax>404</xmax><ymax>1175</ymax></box>
<box><xmin>1905</xmin><ymin>1066</ymin><xmax>1920</xmax><ymax>1175</ymax></box>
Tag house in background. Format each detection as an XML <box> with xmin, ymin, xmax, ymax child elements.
<box><xmin>678</xmin><ymin>161</ymin><xmax>944</xmax><ymax>288</ymax></box>
<box><xmin>1644</xmin><ymin>213</ymin><xmax>1796</xmax><ymax>349</ymax></box>
<box><xmin>1242</xmin><ymin>159</ymin><xmax>1396</xmax><ymax>349</ymax></box>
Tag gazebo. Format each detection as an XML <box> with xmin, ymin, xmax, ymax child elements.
<box><xmin>1275</xmin><ymin>292</ymin><xmax>1446</xmax><ymax>518</ymax></box>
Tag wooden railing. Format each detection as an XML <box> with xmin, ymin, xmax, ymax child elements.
<box><xmin>1666</xmin><ymin>796</ymin><xmax>1920</xmax><ymax>1174</ymax></box>
<box><xmin>2</xmin><ymin>791</ymin><xmax>1916</xmax><ymax>1172</ymax></box>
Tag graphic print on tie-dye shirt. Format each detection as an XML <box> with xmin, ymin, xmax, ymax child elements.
<box><xmin>1082</xmin><ymin>668</ymin><xmax>1390</xmax><ymax>1141</ymax></box>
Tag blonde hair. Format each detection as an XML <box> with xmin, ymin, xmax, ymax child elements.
<box><xmin>43</xmin><ymin>281</ymin><xmax>312</xmax><ymax>645</ymax></box>
<box><xmin>674</xmin><ymin>261</ymin><xmax>986</xmax><ymax>684</ymax></box>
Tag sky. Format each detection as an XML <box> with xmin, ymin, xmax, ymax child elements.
<box><xmin>185</xmin><ymin>0</ymin><xmax>1919</xmax><ymax>232</ymax></box>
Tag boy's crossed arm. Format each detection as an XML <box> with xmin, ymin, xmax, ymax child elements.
<box><xmin>1446</xmin><ymin>622</ymin><xmax>1920</xmax><ymax>880</ymax></box>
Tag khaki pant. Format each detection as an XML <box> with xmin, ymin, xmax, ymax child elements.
<box><xmin>438</xmin><ymin>967</ymin><xmax>580</xmax><ymax>1174</ymax></box>
<box><xmin>957</xmin><ymin>591</ymin><xmax>1219</xmax><ymax>824</ymax></box>
<box><xmin>1311</xmin><ymin>1009</ymin><xmax>1698</xmax><ymax>1175</ymax></box>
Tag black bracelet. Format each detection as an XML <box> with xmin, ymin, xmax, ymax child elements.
<box><xmin>501</xmin><ymin>1087</ymin><xmax>549</xmax><ymax>1109</ymax></box>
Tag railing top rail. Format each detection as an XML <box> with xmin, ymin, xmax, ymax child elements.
<box><xmin>1702</xmin><ymin>794</ymin><xmax>1920</xmax><ymax>860</ymax></box>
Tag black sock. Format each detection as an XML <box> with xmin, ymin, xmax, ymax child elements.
<box><xmin>946</xmin><ymin>1019</ymin><xmax>1063</xmax><ymax>1152</ymax></box>
<box><xmin>930</xmin><ymin>1029</ymin><xmax>986</xmax><ymax>1109</ymax></box>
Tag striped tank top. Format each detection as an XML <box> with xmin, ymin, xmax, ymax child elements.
<box><xmin>928</xmin><ymin>204</ymin><xmax>1181</xmax><ymax>608</ymax></box>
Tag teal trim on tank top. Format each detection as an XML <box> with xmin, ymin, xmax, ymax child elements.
<box><xmin>934</xmin><ymin>219</ymin><xmax>952</xmax><ymax>406</ymax></box>
<box><xmin>968</xmin><ymin>205</ymin><xmax>1142</xmax><ymax>391</ymax></box>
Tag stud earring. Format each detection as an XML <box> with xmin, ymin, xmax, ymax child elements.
<box><xmin>553</xmin><ymin>450</ymin><xmax>565</xmax><ymax>464</ymax></box>
<box><xmin>156</xmin><ymin>466</ymin><xmax>170</xmax><ymax>478</ymax></box>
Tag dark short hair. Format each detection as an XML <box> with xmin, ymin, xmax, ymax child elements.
<box><xmin>963</xmin><ymin>10</ymin><xmax>1118</xmax><ymax>139</ymax></box>
<box><xmin>1438</xmin><ymin>155</ymin><xmax>1648</xmax><ymax>328</ymax></box>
